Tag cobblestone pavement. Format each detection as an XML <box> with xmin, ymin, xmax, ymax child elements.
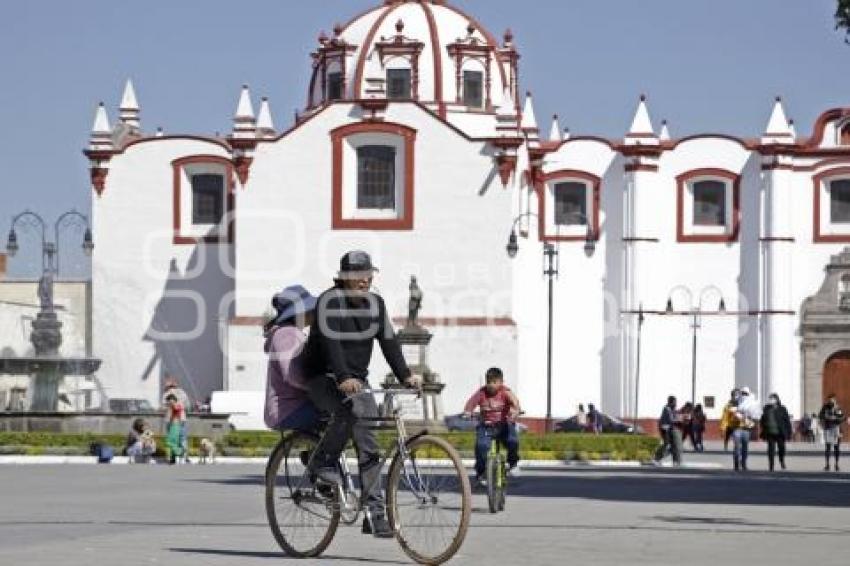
<box><xmin>1</xmin><ymin>452</ymin><xmax>849</xmax><ymax>566</ymax></box>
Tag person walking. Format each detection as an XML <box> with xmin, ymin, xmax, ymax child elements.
<box><xmin>760</xmin><ymin>393</ymin><xmax>792</xmax><ymax>471</ymax></box>
<box><xmin>819</xmin><ymin>394</ymin><xmax>846</xmax><ymax>472</ymax></box>
<box><xmin>730</xmin><ymin>387</ymin><xmax>761</xmax><ymax>472</ymax></box>
<box><xmin>303</xmin><ymin>250</ymin><xmax>420</xmax><ymax>538</ymax></box>
<box><xmin>163</xmin><ymin>393</ymin><xmax>186</xmax><ymax>465</ymax></box>
<box><xmin>691</xmin><ymin>404</ymin><xmax>707</xmax><ymax>453</ymax></box>
<box><xmin>657</xmin><ymin>396</ymin><xmax>683</xmax><ymax>466</ymax></box>
<box><xmin>719</xmin><ymin>388</ymin><xmax>740</xmax><ymax>452</ymax></box>
<box><xmin>162</xmin><ymin>376</ymin><xmax>191</xmax><ymax>463</ymax></box>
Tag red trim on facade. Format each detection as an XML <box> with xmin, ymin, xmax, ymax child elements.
<box><xmin>440</xmin><ymin>2</ymin><xmax>508</xmax><ymax>88</ymax></box>
<box><xmin>122</xmin><ymin>135</ymin><xmax>232</xmax><ymax>153</ymax></box>
<box><xmin>391</xmin><ymin>316</ymin><xmax>516</xmax><ymax>327</ymax></box>
<box><xmin>676</xmin><ymin>168</ymin><xmax>740</xmax><ymax>243</ymax></box>
<box><xmin>536</xmin><ymin>169</ymin><xmax>601</xmax><ymax>242</ymax></box>
<box><xmin>625</xmin><ymin>163</ymin><xmax>658</xmax><ymax>173</ymax></box>
<box><xmin>90</xmin><ymin>167</ymin><xmax>108</xmax><ymax>196</ymax></box>
<box><xmin>669</xmin><ymin>134</ymin><xmax>758</xmax><ymax>151</ymax></box>
<box><xmin>353</xmin><ymin>4</ymin><xmax>398</xmax><ymax>99</ymax></box>
<box><xmin>419</xmin><ymin>0</ymin><xmax>444</xmax><ymax>107</ymax></box>
<box><xmin>171</xmin><ymin>155</ymin><xmax>235</xmax><ymax>245</ymax></box>
<box><xmin>814</xmin><ymin>166</ymin><xmax>850</xmax><ymax>243</ymax></box>
<box><xmin>792</xmin><ymin>157</ymin><xmax>850</xmax><ymax>172</ymax></box>
<box><xmin>330</xmin><ymin>121</ymin><xmax>417</xmax><ymax>231</ymax></box>
<box><xmin>806</xmin><ymin>108</ymin><xmax>850</xmax><ymax>148</ymax></box>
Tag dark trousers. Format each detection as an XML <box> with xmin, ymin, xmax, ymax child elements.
<box><xmin>307</xmin><ymin>377</ymin><xmax>384</xmax><ymax>514</ymax></box>
<box><xmin>826</xmin><ymin>443</ymin><xmax>841</xmax><ymax>466</ymax></box>
<box><xmin>766</xmin><ymin>434</ymin><xmax>786</xmax><ymax>470</ymax></box>
<box><xmin>658</xmin><ymin>428</ymin><xmax>683</xmax><ymax>465</ymax></box>
<box><xmin>475</xmin><ymin>423</ymin><xmax>519</xmax><ymax>477</ymax></box>
<box><xmin>691</xmin><ymin>427</ymin><xmax>705</xmax><ymax>452</ymax></box>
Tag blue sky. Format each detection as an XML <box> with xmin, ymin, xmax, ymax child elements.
<box><xmin>1</xmin><ymin>0</ymin><xmax>848</xmax><ymax>278</ymax></box>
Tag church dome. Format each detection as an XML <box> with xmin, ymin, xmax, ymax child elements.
<box><xmin>306</xmin><ymin>0</ymin><xmax>517</xmax><ymax>118</ymax></box>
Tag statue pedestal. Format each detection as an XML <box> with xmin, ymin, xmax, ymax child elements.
<box><xmin>384</xmin><ymin>324</ymin><xmax>446</xmax><ymax>432</ymax></box>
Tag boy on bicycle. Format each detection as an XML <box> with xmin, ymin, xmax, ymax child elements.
<box><xmin>462</xmin><ymin>367</ymin><xmax>522</xmax><ymax>486</ymax></box>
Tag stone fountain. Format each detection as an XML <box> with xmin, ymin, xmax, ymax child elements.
<box><xmin>0</xmin><ymin>210</ymin><xmax>101</xmax><ymax>411</ymax></box>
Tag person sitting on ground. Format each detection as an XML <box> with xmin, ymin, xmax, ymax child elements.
<box><xmin>125</xmin><ymin>417</ymin><xmax>156</xmax><ymax>463</ymax></box>
<box><xmin>164</xmin><ymin>394</ymin><xmax>186</xmax><ymax>465</ymax></box>
<box><xmin>575</xmin><ymin>403</ymin><xmax>587</xmax><ymax>431</ymax></box>
<box><xmin>264</xmin><ymin>285</ymin><xmax>320</xmax><ymax>432</ymax></box>
<box><xmin>463</xmin><ymin>367</ymin><xmax>522</xmax><ymax>486</ymax></box>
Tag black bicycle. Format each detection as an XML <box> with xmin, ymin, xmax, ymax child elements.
<box><xmin>265</xmin><ymin>389</ymin><xmax>472</xmax><ymax>565</ymax></box>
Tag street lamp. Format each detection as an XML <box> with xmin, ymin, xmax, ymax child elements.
<box><xmin>6</xmin><ymin>210</ymin><xmax>94</xmax><ymax>308</ymax></box>
<box><xmin>665</xmin><ymin>285</ymin><xmax>725</xmax><ymax>405</ymax></box>
<box><xmin>505</xmin><ymin>211</ymin><xmax>596</xmax><ymax>431</ymax></box>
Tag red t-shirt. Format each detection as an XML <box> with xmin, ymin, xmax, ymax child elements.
<box><xmin>464</xmin><ymin>386</ymin><xmax>516</xmax><ymax>425</ymax></box>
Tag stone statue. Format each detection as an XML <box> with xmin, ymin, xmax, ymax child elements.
<box><xmin>37</xmin><ymin>270</ymin><xmax>54</xmax><ymax>312</ymax></box>
<box><xmin>407</xmin><ymin>276</ymin><xmax>423</xmax><ymax>328</ymax></box>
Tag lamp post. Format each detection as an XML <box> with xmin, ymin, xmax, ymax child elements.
<box><xmin>506</xmin><ymin>212</ymin><xmax>595</xmax><ymax>432</ymax></box>
<box><xmin>665</xmin><ymin>285</ymin><xmax>726</xmax><ymax>405</ymax></box>
<box><xmin>6</xmin><ymin>210</ymin><xmax>93</xmax><ymax>348</ymax></box>
<box><xmin>633</xmin><ymin>303</ymin><xmax>645</xmax><ymax>432</ymax></box>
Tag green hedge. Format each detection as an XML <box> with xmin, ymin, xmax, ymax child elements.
<box><xmin>0</xmin><ymin>431</ymin><xmax>660</xmax><ymax>462</ymax></box>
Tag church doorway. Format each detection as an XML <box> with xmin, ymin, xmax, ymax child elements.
<box><xmin>823</xmin><ymin>351</ymin><xmax>850</xmax><ymax>436</ymax></box>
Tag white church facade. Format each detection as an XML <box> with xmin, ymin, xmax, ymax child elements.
<box><xmin>84</xmin><ymin>0</ymin><xmax>850</xmax><ymax>423</ymax></box>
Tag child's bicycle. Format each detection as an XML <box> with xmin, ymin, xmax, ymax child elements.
<box><xmin>464</xmin><ymin>413</ymin><xmax>523</xmax><ymax>514</ymax></box>
<box><xmin>265</xmin><ymin>388</ymin><xmax>472</xmax><ymax>566</ymax></box>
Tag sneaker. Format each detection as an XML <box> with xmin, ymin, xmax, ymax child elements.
<box><xmin>363</xmin><ymin>515</ymin><xmax>394</xmax><ymax>538</ymax></box>
<box><xmin>475</xmin><ymin>475</ymin><xmax>487</xmax><ymax>488</ymax></box>
<box><xmin>507</xmin><ymin>465</ymin><xmax>522</xmax><ymax>478</ymax></box>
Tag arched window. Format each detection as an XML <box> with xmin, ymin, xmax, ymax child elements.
<box><xmin>171</xmin><ymin>155</ymin><xmax>234</xmax><ymax>244</ymax></box>
<box><xmin>538</xmin><ymin>170</ymin><xmax>600</xmax><ymax>242</ymax></box>
<box><xmin>331</xmin><ymin>122</ymin><xmax>416</xmax><ymax>230</ymax></box>
<box><xmin>676</xmin><ymin>168</ymin><xmax>740</xmax><ymax>243</ymax></box>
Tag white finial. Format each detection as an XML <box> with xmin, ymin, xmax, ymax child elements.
<box><xmin>563</xmin><ymin>127</ymin><xmax>571</xmax><ymax>140</ymax></box>
<box><xmin>233</xmin><ymin>84</ymin><xmax>257</xmax><ymax>138</ymax></box>
<box><xmin>119</xmin><ymin>79</ymin><xmax>140</xmax><ymax>130</ymax></box>
<box><xmin>659</xmin><ymin>119</ymin><xmax>671</xmax><ymax>141</ymax></box>
<box><xmin>235</xmin><ymin>84</ymin><xmax>255</xmax><ymax>119</ymax></box>
<box><xmin>89</xmin><ymin>102</ymin><xmax>113</xmax><ymax>150</ymax></box>
<box><xmin>549</xmin><ymin>115</ymin><xmax>563</xmax><ymax>142</ymax></box>
<box><xmin>92</xmin><ymin>102</ymin><xmax>110</xmax><ymax>133</ymax></box>
<box><xmin>155</xmin><ymin>126</ymin><xmax>164</xmax><ymax>137</ymax></box>
<box><xmin>628</xmin><ymin>94</ymin><xmax>654</xmax><ymax>136</ymax></box>
<box><xmin>257</xmin><ymin>97</ymin><xmax>275</xmax><ymax>137</ymax></box>
<box><xmin>521</xmin><ymin>91</ymin><xmax>539</xmax><ymax>140</ymax></box>
<box><xmin>788</xmin><ymin>118</ymin><xmax>797</xmax><ymax>140</ymax></box>
<box><xmin>762</xmin><ymin>96</ymin><xmax>793</xmax><ymax>143</ymax></box>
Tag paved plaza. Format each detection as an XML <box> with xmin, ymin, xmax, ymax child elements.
<box><xmin>1</xmin><ymin>448</ymin><xmax>849</xmax><ymax>566</ymax></box>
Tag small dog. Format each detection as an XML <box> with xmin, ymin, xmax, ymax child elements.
<box><xmin>199</xmin><ymin>438</ymin><xmax>216</xmax><ymax>464</ymax></box>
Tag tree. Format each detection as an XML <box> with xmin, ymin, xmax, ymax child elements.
<box><xmin>838</xmin><ymin>0</ymin><xmax>850</xmax><ymax>44</ymax></box>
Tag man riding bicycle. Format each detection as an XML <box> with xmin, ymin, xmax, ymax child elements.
<box><xmin>463</xmin><ymin>367</ymin><xmax>522</xmax><ymax>486</ymax></box>
<box><xmin>303</xmin><ymin>250</ymin><xmax>420</xmax><ymax>538</ymax></box>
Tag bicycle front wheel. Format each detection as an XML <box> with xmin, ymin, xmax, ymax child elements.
<box><xmin>387</xmin><ymin>435</ymin><xmax>472</xmax><ymax>566</ymax></box>
<box><xmin>265</xmin><ymin>432</ymin><xmax>340</xmax><ymax>558</ymax></box>
<box><xmin>486</xmin><ymin>454</ymin><xmax>505</xmax><ymax>514</ymax></box>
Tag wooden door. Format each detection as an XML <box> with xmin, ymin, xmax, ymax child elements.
<box><xmin>823</xmin><ymin>351</ymin><xmax>850</xmax><ymax>436</ymax></box>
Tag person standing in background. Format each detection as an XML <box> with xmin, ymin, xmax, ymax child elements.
<box><xmin>731</xmin><ymin>387</ymin><xmax>761</xmax><ymax>472</ymax></box>
<box><xmin>162</xmin><ymin>376</ymin><xmax>191</xmax><ymax>463</ymax></box>
<box><xmin>819</xmin><ymin>394</ymin><xmax>845</xmax><ymax>472</ymax></box>
<box><xmin>691</xmin><ymin>404</ymin><xmax>707</xmax><ymax>453</ymax></box>
<box><xmin>575</xmin><ymin>404</ymin><xmax>588</xmax><ymax>432</ymax></box>
<box><xmin>657</xmin><ymin>396</ymin><xmax>683</xmax><ymax>466</ymax></box>
<box><xmin>760</xmin><ymin>394</ymin><xmax>793</xmax><ymax>471</ymax></box>
<box><xmin>720</xmin><ymin>388</ymin><xmax>740</xmax><ymax>452</ymax></box>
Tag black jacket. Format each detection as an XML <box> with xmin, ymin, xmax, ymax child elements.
<box><xmin>304</xmin><ymin>287</ymin><xmax>411</xmax><ymax>384</ymax></box>
<box><xmin>761</xmin><ymin>404</ymin><xmax>793</xmax><ymax>439</ymax></box>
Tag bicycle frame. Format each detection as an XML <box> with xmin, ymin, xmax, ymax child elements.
<box><xmin>285</xmin><ymin>388</ymin><xmax>429</xmax><ymax>524</ymax></box>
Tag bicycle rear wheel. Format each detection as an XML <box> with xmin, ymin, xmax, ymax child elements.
<box><xmin>387</xmin><ymin>435</ymin><xmax>472</xmax><ymax>566</ymax></box>
<box><xmin>265</xmin><ymin>432</ymin><xmax>340</xmax><ymax>558</ymax></box>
